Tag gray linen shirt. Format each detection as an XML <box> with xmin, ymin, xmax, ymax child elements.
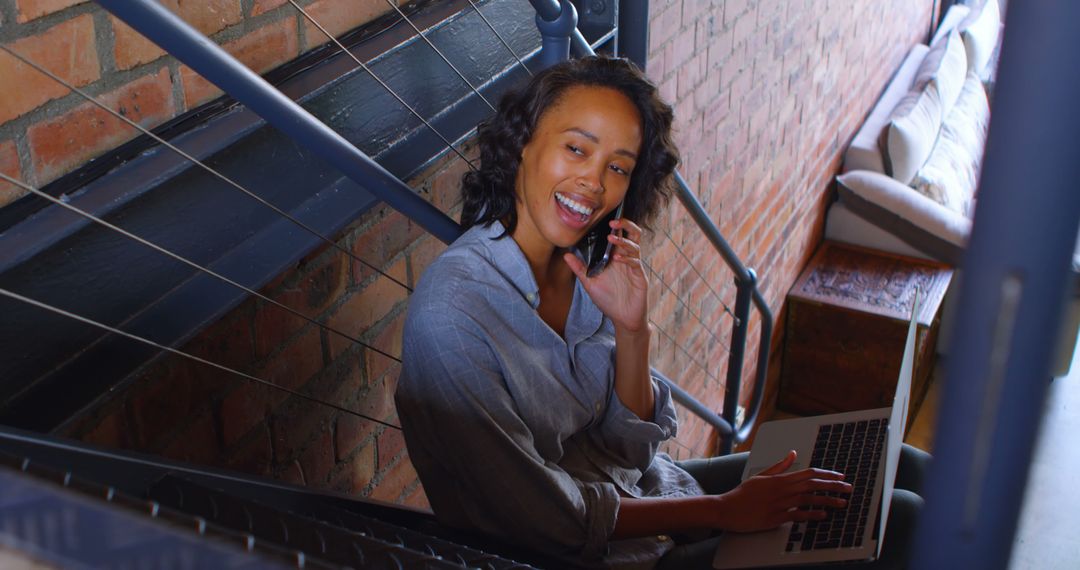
<box><xmin>396</xmin><ymin>221</ymin><xmax>705</xmax><ymax>569</ymax></box>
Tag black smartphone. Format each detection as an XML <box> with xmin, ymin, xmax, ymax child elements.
<box><xmin>577</xmin><ymin>202</ymin><xmax>625</xmax><ymax>277</ymax></box>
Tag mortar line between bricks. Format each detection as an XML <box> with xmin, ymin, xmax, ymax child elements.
<box><xmin>91</xmin><ymin>9</ymin><xmax>118</xmax><ymax>75</ymax></box>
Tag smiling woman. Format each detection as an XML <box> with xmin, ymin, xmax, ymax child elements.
<box><xmin>455</xmin><ymin>57</ymin><xmax>679</xmax><ymax>340</ymax></box>
<box><xmin>394</xmin><ymin>58</ymin><xmax>696</xmax><ymax>567</ymax></box>
<box><xmin>393</xmin><ymin>56</ymin><xmax>928</xmax><ymax>570</ymax></box>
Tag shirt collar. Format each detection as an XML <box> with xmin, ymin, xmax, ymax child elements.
<box><xmin>469</xmin><ymin>221</ymin><xmax>604</xmax><ymax>341</ymax></box>
<box><xmin>473</xmin><ymin>221</ymin><xmax>542</xmax><ymax>310</ymax></box>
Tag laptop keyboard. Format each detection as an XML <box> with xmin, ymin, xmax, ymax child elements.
<box><xmin>785</xmin><ymin>418</ymin><xmax>888</xmax><ymax>553</ymax></box>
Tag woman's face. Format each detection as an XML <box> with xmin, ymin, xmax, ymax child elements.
<box><xmin>512</xmin><ymin>85</ymin><xmax>642</xmax><ymax>256</ymax></box>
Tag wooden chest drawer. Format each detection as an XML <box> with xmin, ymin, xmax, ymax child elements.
<box><xmin>779</xmin><ymin>242</ymin><xmax>953</xmax><ymax>427</ymax></box>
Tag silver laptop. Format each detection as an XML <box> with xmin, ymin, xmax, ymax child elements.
<box><xmin>713</xmin><ymin>293</ymin><xmax>920</xmax><ymax>569</ymax></box>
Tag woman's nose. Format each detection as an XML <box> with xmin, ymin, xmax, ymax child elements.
<box><xmin>575</xmin><ymin>168</ymin><xmax>603</xmax><ymax>193</ymax></box>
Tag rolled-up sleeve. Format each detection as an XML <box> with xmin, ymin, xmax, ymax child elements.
<box><xmin>596</xmin><ymin>373</ymin><xmax>679</xmax><ymax>471</ymax></box>
<box><xmin>397</xmin><ymin>303</ymin><xmax>621</xmax><ymax>560</ymax></box>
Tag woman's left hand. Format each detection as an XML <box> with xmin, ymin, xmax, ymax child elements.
<box><xmin>564</xmin><ymin>218</ymin><xmax>649</xmax><ymax>333</ymax></box>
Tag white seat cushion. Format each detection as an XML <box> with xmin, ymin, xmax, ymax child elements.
<box><xmin>836</xmin><ymin>170</ymin><xmax>971</xmax><ymax>264</ymax></box>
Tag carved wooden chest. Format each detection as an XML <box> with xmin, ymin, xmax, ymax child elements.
<box><xmin>779</xmin><ymin>242</ymin><xmax>953</xmax><ymax>428</ymax></box>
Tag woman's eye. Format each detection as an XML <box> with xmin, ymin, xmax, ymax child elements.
<box><xmin>566</xmin><ymin>144</ymin><xmax>584</xmax><ymax>155</ymax></box>
<box><xmin>609</xmin><ymin>164</ymin><xmax>629</xmax><ymax>176</ymax></box>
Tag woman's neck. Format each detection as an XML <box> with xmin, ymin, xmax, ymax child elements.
<box><xmin>509</xmin><ymin>224</ymin><xmax>575</xmax><ymax>291</ymax></box>
<box><xmin>525</xmin><ymin>246</ymin><xmax>575</xmax><ymax>292</ymax></box>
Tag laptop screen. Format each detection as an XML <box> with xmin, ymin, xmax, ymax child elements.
<box><xmin>877</xmin><ymin>291</ymin><xmax>920</xmax><ymax>555</ymax></box>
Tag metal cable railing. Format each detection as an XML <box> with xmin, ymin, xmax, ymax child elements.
<box><xmin>68</xmin><ymin>0</ymin><xmax>770</xmax><ymax>455</ymax></box>
<box><xmin>95</xmin><ymin>0</ymin><xmax>461</xmax><ymax>245</ymax></box>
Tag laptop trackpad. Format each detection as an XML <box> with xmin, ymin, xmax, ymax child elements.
<box><xmin>745</xmin><ymin>461</ymin><xmax>807</xmax><ymax>478</ymax></box>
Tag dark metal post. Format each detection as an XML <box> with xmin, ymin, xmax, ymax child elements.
<box><xmin>910</xmin><ymin>0</ymin><xmax>1080</xmax><ymax>567</ymax></box>
<box><xmin>738</xmin><ymin>289</ymin><xmax>772</xmax><ymax>441</ymax></box>
<box><xmin>528</xmin><ymin>0</ymin><xmax>592</xmax><ymax>57</ymax></box>
<box><xmin>670</xmin><ymin>157</ymin><xmax>772</xmax><ymax>453</ymax></box>
<box><xmin>673</xmin><ymin>171</ymin><xmax>766</xmax><ymax>452</ymax></box>
<box><xmin>96</xmin><ymin>0</ymin><xmax>462</xmax><ymax>245</ymax></box>
<box><xmin>617</xmin><ymin>0</ymin><xmax>651</xmax><ymax>71</ymax></box>
<box><xmin>721</xmin><ymin>269</ymin><xmax>755</xmax><ymax>454</ymax></box>
<box><xmin>533</xmin><ymin>0</ymin><xmax>578</xmax><ymax>69</ymax></box>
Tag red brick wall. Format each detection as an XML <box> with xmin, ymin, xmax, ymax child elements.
<box><xmin>644</xmin><ymin>0</ymin><xmax>934</xmax><ymax>458</ymax></box>
<box><xmin>0</xmin><ymin>0</ymin><xmax>394</xmax><ymax>207</ymax></box>
<box><xmin>44</xmin><ymin>0</ymin><xmax>933</xmax><ymax>511</ymax></box>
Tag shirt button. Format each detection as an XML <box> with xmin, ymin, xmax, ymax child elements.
<box><xmin>594</xmin><ymin>402</ymin><xmax>601</xmax><ymax>412</ymax></box>
<box><xmin>526</xmin><ymin>293</ymin><xmax>536</xmax><ymax>302</ymax></box>
<box><xmin>657</xmin><ymin>535</ymin><xmax>670</xmax><ymax>542</ymax></box>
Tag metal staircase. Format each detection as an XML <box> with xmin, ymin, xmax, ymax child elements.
<box><xmin>0</xmin><ymin>1</ymin><xmax>1075</xmax><ymax>568</ymax></box>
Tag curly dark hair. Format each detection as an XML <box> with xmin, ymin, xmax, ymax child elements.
<box><xmin>460</xmin><ymin>56</ymin><xmax>679</xmax><ymax>236</ymax></box>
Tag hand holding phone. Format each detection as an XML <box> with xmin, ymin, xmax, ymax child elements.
<box><xmin>579</xmin><ymin>202</ymin><xmax>625</xmax><ymax>277</ymax></box>
<box><xmin>565</xmin><ymin>209</ymin><xmax>650</xmax><ymax>334</ymax></box>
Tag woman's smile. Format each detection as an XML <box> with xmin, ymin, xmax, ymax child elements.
<box><xmin>554</xmin><ymin>191</ymin><xmax>597</xmax><ymax>227</ymax></box>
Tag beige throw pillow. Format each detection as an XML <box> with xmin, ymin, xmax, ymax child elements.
<box><xmin>960</xmin><ymin>0</ymin><xmax>1001</xmax><ymax>76</ymax></box>
<box><xmin>911</xmin><ymin>73</ymin><xmax>991</xmax><ymax>218</ymax></box>
<box><xmin>881</xmin><ymin>32</ymin><xmax>968</xmax><ymax>184</ymax></box>
<box><xmin>916</xmin><ymin>31</ymin><xmax>968</xmax><ymax>118</ymax></box>
<box><xmin>883</xmin><ymin>82</ymin><xmax>945</xmax><ymax>185</ymax></box>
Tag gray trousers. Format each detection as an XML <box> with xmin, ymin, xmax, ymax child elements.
<box><xmin>656</xmin><ymin>444</ymin><xmax>930</xmax><ymax>570</ymax></box>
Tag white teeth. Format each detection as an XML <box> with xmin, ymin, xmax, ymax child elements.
<box><xmin>555</xmin><ymin>192</ymin><xmax>594</xmax><ymax>217</ymax></box>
